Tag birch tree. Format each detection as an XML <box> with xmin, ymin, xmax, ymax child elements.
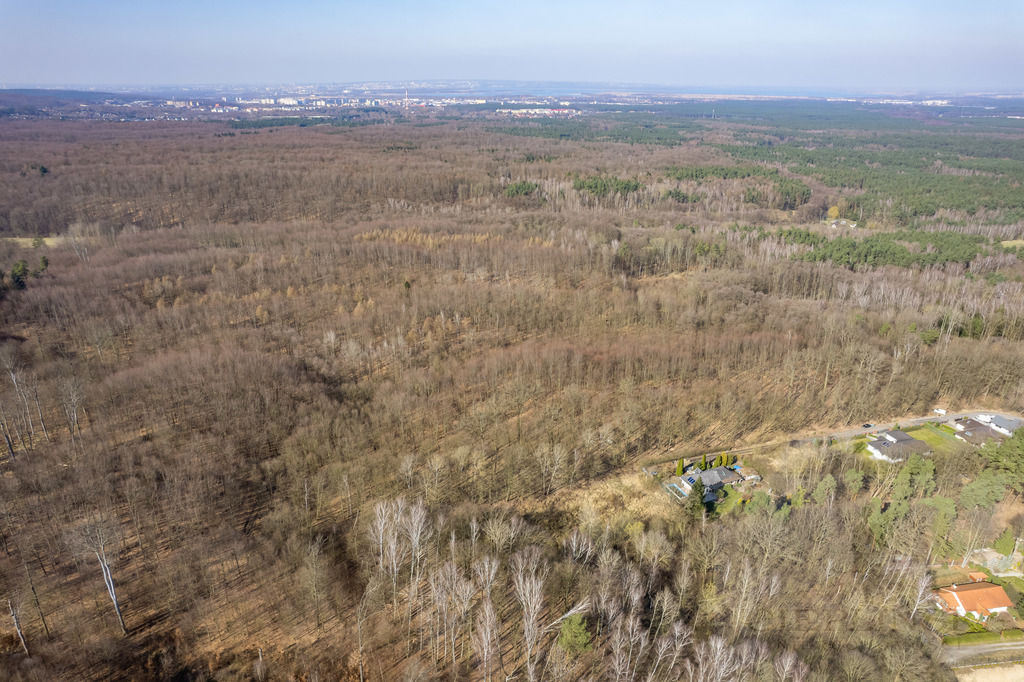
<box><xmin>71</xmin><ymin>518</ymin><xmax>128</xmax><ymax>635</ymax></box>
<box><xmin>472</xmin><ymin>597</ymin><xmax>499</xmax><ymax>682</ymax></box>
<box><xmin>7</xmin><ymin>592</ymin><xmax>29</xmax><ymax>656</ymax></box>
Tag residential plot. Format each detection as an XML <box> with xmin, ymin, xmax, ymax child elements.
<box><xmin>906</xmin><ymin>423</ymin><xmax>961</xmax><ymax>454</ymax></box>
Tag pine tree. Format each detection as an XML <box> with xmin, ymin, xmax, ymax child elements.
<box><xmin>688</xmin><ymin>479</ymin><xmax>706</xmax><ymax>520</ymax></box>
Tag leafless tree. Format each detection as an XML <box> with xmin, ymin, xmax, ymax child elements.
<box><xmin>645</xmin><ymin>620</ymin><xmax>692</xmax><ymax>682</ymax></box>
<box><xmin>774</xmin><ymin>649</ymin><xmax>799</xmax><ymax>681</ymax></box>
<box><xmin>536</xmin><ymin>443</ymin><xmax>567</xmax><ymax>496</ymax></box>
<box><xmin>400</xmin><ymin>453</ymin><xmax>417</xmax><ymax>489</ymax></box>
<box><xmin>684</xmin><ymin>636</ymin><xmax>737</xmax><ymax>682</ymax></box>
<box><xmin>909</xmin><ymin>571</ymin><xmax>933</xmax><ymax>619</ymax></box>
<box><xmin>23</xmin><ymin>372</ymin><xmax>49</xmax><ymax>443</ymax></box>
<box><xmin>7</xmin><ymin>593</ymin><xmax>29</xmax><ymax>655</ymax></box>
<box><xmin>958</xmin><ymin>508</ymin><xmax>993</xmax><ymax>568</ymax></box>
<box><xmin>0</xmin><ymin>351</ymin><xmax>35</xmax><ymax>447</ymax></box>
<box><xmin>471</xmin><ymin>597</ymin><xmax>499</xmax><ymax>682</ymax></box>
<box><xmin>563</xmin><ymin>527</ymin><xmax>594</xmax><ymax>565</ymax></box>
<box><xmin>383</xmin><ymin>503</ymin><xmax>410</xmax><ymax>608</ymax></box>
<box><xmin>730</xmin><ymin>557</ymin><xmax>762</xmax><ymax>634</ymax></box>
<box><xmin>473</xmin><ymin>555</ymin><xmax>499</xmax><ymax>597</ymax></box>
<box><xmin>304</xmin><ymin>535</ymin><xmax>328</xmax><ymax>629</ymax></box>
<box><xmin>404</xmin><ymin>499</ymin><xmax>430</xmax><ymax>639</ymax></box>
<box><xmin>70</xmin><ymin>517</ymin><xmax>128</xmax><ymax>635</ymax></box>
<box><xmin>0</xmin><ymin>395</ymin><xmax>17</xmax><ymax>461</ymax></box>
<box><xmin>512</xmin><ymin>546</ymin><xmax>548</xmax><ymax>682</ymax></box>
<box><xmin>484</xmin><ymin>513</ymin><xmax>525</xmax><ymax>555</ymax></box>
<box><xmin>357</xmin><ymin>575</ymin><xmax>383</xmax><ymax>682</ymax></box>
<box><xmin>511</xmin><ymin>546</ymin><xmax>589</xmax><ymax>681</ymax></box>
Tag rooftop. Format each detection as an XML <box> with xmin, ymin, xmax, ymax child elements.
<box><xmin>934</xmin><ymin>581</ymin><xmax>1013</xmax><ymax>617</ymax></box>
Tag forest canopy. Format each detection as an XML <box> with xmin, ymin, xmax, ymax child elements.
<box><xmin>1</xmin><ymin>100</ymin><xmax>1024</xmax><ymax>679</ymax></box>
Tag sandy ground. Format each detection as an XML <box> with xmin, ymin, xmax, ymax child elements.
<box><xmin>957</xmin><ymin>664</ymin><xmax>1024</xmax><ymax>681</ymax></box>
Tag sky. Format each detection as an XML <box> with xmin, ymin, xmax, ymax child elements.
<box><xmin>1</xmin><ymin>0</ymin><xmax>1022</xmax><ymax>93</ymax></box>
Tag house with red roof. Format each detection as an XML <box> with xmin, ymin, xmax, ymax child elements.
<box><xmin>933</xmin><ymin>581</ymin><xmax>1013</xmax><ymax>620</ymax></box>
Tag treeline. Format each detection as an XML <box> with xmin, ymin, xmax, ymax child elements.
<box><xmin>779</xmin><ymin>228</ymin><xmax>991</xmax><ymax>268</ymax></box>
<box><xmin>721</xmin><ymin>130</ymin><xmax>1024</xmax><ymax>225</ymax></box>
<box><xmin>572</xmin><ymin>175</ymin><xmax>643</xmax><ymax>197</ymax></box>
<box><xmin>665</xmin><ymin>166</ymin><xmax>811</xmax><ymax>211</ymax></box>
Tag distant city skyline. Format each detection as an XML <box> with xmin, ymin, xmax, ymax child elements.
<box><xmin>2</xmin><ymin>0</ymin><xmax>1022</xmax><ymax>93</ymax></box>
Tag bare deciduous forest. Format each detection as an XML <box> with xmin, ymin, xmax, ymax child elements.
<box><xmin>1</xmin><ymin>104</ymin><xmax>1024</xmax><ymax>680</ymax></box>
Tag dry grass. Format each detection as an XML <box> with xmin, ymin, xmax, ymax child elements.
<box><xmin>539</xmin><ymin>471</ymin><xmax>682</xmax><ymax>535</ymax></box>
<box><xmin>1</xmin><ymin>236</ymin><xmax>62</xmax><ymax>246</ymax></box>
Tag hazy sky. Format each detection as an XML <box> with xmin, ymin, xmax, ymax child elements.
<box><xmin>2</xmin><ymin>0</ymin><xmax>1021</xmax><ymax>92</ymax></box>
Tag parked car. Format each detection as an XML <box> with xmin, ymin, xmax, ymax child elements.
<box><xmin>862</xmin><ymin>423</ymin><xmax>874</xmax><ymax>428</ymax></box>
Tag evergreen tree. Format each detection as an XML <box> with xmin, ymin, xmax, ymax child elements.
<box><xmin>557</xmin><ymin>615</ymin><xmax>592</xmax><ymax>656</ymax></box>
<box><xmin>688</xmin><ymin>478</ymin><xmax>706</xmax><ymax>520</ymax></box>
<box><xmin>994</xmin><ymin>527</ymin><xmax>1015</xmax><ymax>556</ymax></box>
<box><xmin>10</xmin><ymin>260</ymin><xmax>28</xmax><ymax>289</ymax></box>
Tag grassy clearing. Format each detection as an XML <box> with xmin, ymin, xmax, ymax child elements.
<box><xmin>1001</xmin><ymin>240</ymin><xmax>1024</xmax><ymax>249</ymax></box>
<box><xmin>1</xmin><ymin>236</ymin><xmax>62</xmax><ymax>247</ymax></box>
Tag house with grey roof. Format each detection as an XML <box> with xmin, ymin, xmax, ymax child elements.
<box><xmin>952</xmin><ymin>418</ymin><xmax>1004</xmax><ymax>446</ymax></box>
<box><xmin>976</xmin><ymin>415</ymin><xmax>1022</xmax><ymax>437</ymax></box>
<box><xmin>678</xmin><ymin>465</ymin><xmax>742</xmax><ymax>502</ymax></box>
<box><xmin>865</xmin><ymin>430</ymin><xmax>932</xmax><ymax>463</ymax></box>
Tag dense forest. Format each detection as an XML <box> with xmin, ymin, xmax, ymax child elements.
<box><xmin>1</xmin><ymin>102</ymin><xmax>1024</xmax><ymax>680</ymax></box>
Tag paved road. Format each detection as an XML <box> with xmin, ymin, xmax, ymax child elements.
<box><xmin>653</xmin><ymin>410</ymin><xmax>1022</xmax><ymax>467</ymax></box>
<box><xmin>823</xmin><ymin>411</ymin><xmax>1021</xmax><ymax>443</ymax></box>
<box><xmin>704</xmin><ymin>411</ymin><xmax>1020</xmax><ymax>460</ymax></box>
<box><xmin>946</xmin><ymin>639</ymin><xmax>1024</xmax><ymax>665</ymax></box>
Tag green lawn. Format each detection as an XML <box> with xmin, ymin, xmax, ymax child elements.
<box><xmin>715</xmin><ymin>484</ymin><xmax>741</xmax><ymax>516</ymax></box>
<box><xmin>905</xmin><ymin>423</ymin><xmax>959</xmax><ymax>453</ymax></box>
